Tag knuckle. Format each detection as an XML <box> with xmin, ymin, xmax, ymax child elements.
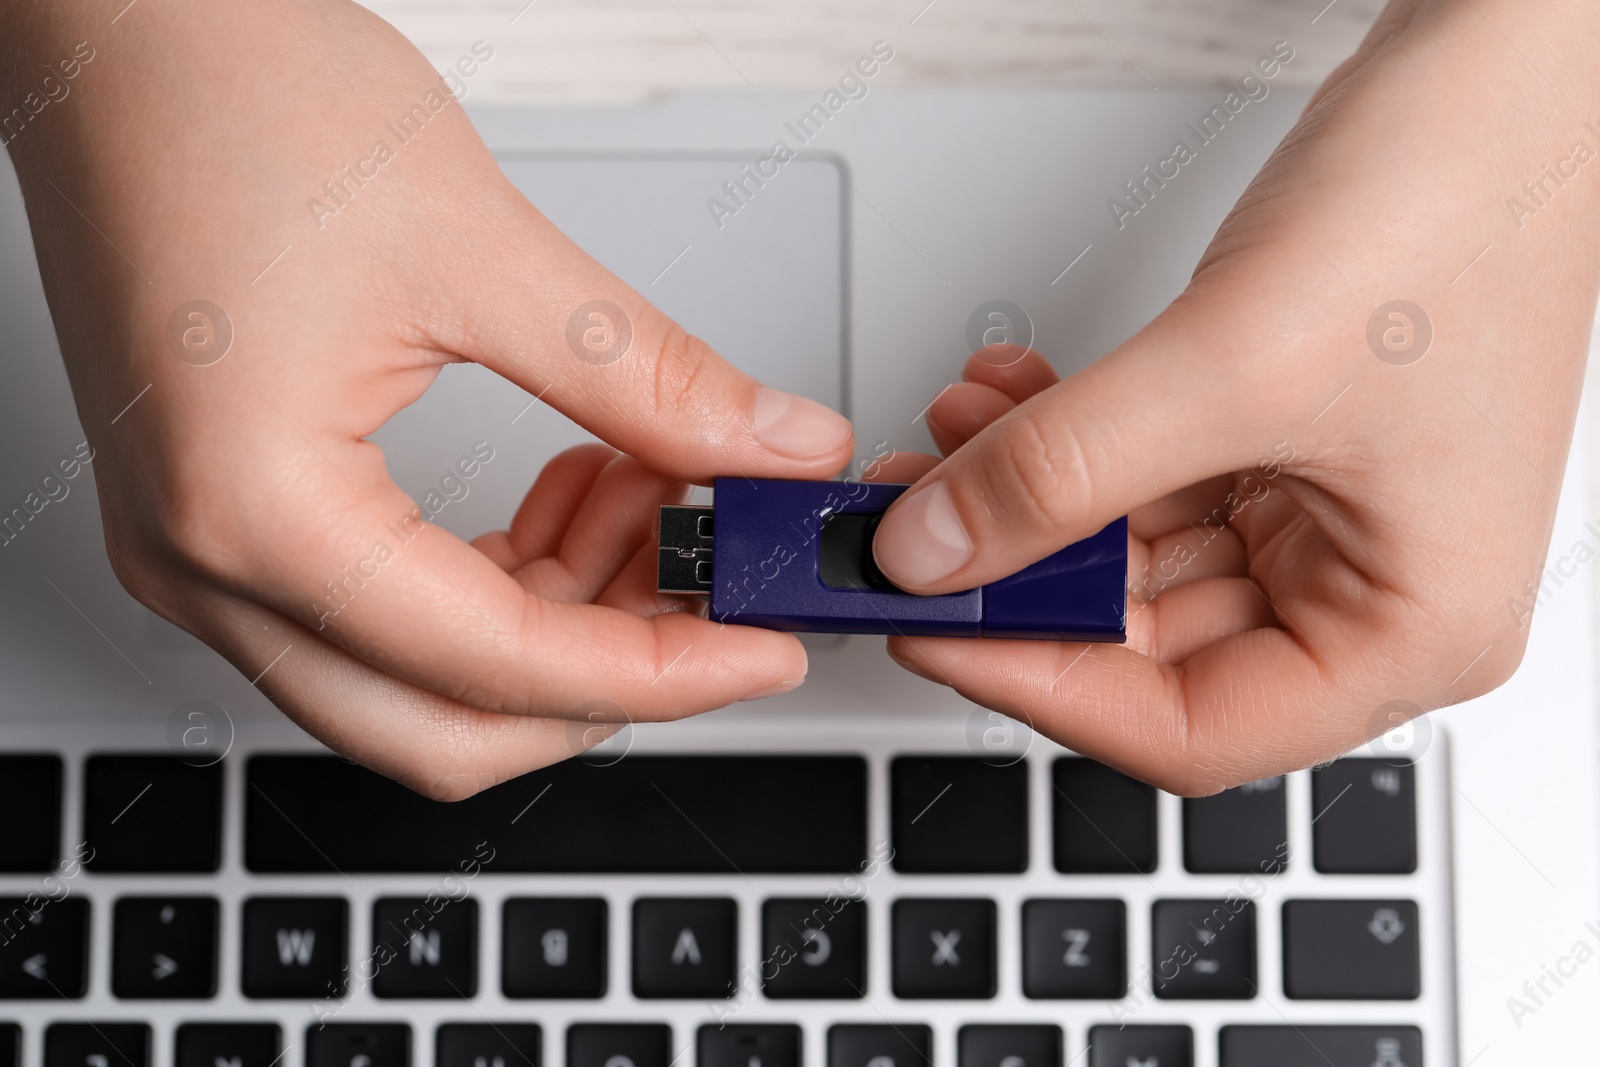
<box><xmin>391</xmin><ymin>712</ymin><xmax>527</xmax><ymax>801</ymax></box>
<box><xmin>104</xmin><ymin>537</ymin><xmax>161</xmax><ymax>607</ymax></box>
<box><xmin>646</xmin><ymin>321</ymin><xmax>717</xmax><ymax>422</ymax></box>
<box><xmin>438</xmin><ymin>595</ymin><xmax>546</xmax><ymax>717</ymax></box>
<box><xmin>1145</xmin><ymin>755</ymin><xmax>1251</xmax><ymax>798</ymax></box>
<box><xmin>1414</xmin><ymin>581</ymin><xmax>1534</xmax><ymax>702</ymax></box>
<box><xmin>409</xmin><ymin>771</ymin><xmax>495</xmax><ymax>803</ymax></box>
<box><xmin>159</xmin><ymin>498</ymin><xmax>249</xmax><ymax>583</ymax></box>
<box><xmin>105</xmin><ymin>552</ymin><xmax>194</xmax><ymax>645</ymax></box>
<box><xmin>101</xmin><ymin>498</ymin><xmax>241</xmax><ymax>617</ymax></box>
<box><xmin>1151</xmin><ymin>773</ymin><xmax>1215</xmax><ymax>799</ymax></box>
<box><xmin>981</xmin><ymin>410</ymin><xmax>1094</xmax><ymax>534</ymax></box>
<box><xmin>500</xmin><ymin>595</ymin><xmax>548</xmax><ymax>715</ymax></box>
<box><xmin>1457</xmin><ymin>620</ymin><xmax>1529</xmax><ymax>698</ymax></box>
<box><xmin>1481</xmin><ymin>644</ymin><xmax>1527</xmax><ymax>692</ymax></box>
<box><xmin>137</xmin><ymin>459</ymin><xmax>261</xmax><ymax>586</ymax></box>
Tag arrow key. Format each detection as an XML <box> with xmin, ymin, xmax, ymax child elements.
<box><xmin>113</xmin><ymin>897</ymin><xmax>218</xmax><ymax>998</ymax></box>
<box><xmin>0</xmin><ymin>896</ymin><xmax>88</xmax><ymax>998</ymax></box>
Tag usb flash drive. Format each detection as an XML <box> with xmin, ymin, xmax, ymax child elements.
<box><xmin>658</xmin><ymin>478</ymin><xmax>1127</xmax><ymax>641</ymax></box>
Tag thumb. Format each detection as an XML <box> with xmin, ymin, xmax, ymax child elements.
<box><xmin>446</xmin><ymin>176</ymin><xmax>854</xmax><ymax>483</ymax></box>
<box><xmin>872</xmin><ymin>318</ymin><xmax>1285</xmax><ymax>593</ymax></box>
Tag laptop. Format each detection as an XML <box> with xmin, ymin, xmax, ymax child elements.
<box><xmin>1</xmin><ymin>87</ymin><xmax>1596</xmax><ymax>1067</ymax></box>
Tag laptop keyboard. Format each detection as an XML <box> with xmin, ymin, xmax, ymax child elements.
<box><xmin>0</xmin><ymin>737</ymin><xmax>1449</xmax><ymax>1067</ymax></box>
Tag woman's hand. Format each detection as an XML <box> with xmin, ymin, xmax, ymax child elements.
<box><xmin>871</xmin><ymin>0</ymin><xmax>1600</xmax><ymax>794</ymax></box>
<box><xmin>2</xmin><ymin>0</ymin><xmax>853</xmax><ymax>798</ymax></box>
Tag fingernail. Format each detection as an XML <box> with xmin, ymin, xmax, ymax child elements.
<box><xmin>751</xmin><ymin>387</ymin><xmax>851</xmax><ymax>459</ymax></box>
<box><xmin>739</xmin><ymin>677</ymin><xmax>805</xmax><ymax>701</ymax></box>
<box><xmin>886</xmin><ymin>641</ymin><xmax>943</xmax><ymax>685</ymax></box>
<box><xmin>874</xmin><ymin>480</ymin><xmax>973</xmax><ymax>587</ymax></box>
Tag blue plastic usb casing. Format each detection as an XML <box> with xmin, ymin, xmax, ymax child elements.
<box><xmin>694</xmin><ymin>478</ymin><xmax>1126</xmax><ymax>641</ymax></box>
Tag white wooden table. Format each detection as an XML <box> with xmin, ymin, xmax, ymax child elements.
<box><xmin>363</xmin><ymin>0</ymin><xmax>1378</xmax><ymax>103</ymax></box>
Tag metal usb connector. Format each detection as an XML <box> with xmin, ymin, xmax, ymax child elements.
<box><xmin>657</xmin><ymin>504</ymin><xmax>715</xmax><ymax>595</ymax></box>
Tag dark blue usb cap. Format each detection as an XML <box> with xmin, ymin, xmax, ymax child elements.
<box><xmin>657</xmin><ymin>478</ymin><xmax>1126</xmax><ymax>641</ymax></box>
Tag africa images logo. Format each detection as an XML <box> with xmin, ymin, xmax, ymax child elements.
<box><xmin>1106</xmin><ymin>41</ymin><xmax>1295</xmax><ymax>230</ymax></box>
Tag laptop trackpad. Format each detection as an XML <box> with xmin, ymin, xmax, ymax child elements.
<box><xmin>370</xmin><ymin>154</ymin><xmax>846</xmax><ymax>539</ymax></box>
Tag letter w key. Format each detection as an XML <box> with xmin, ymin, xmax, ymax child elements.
<box><xmin>276</xmin><ymin>929</ymin><xmax>315</xmax><ymax>966</ymax></box>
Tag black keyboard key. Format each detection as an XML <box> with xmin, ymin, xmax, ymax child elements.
<box><xmin>958</xmin><ymin>1026</ymin><xmax>1060</xmax><ymax>1067</ymax></box>
<box><xmin>632</xmin><ymin>898</ymin><xmax>736</xmax><ymax>998</ymax></box>
<box><xmin>828</xmin><ymin>1026</ymin><xmax>931</xmax><ymax>1067</ymax></box>
<box><xmin>1021</xmin><ymin>898</ymin><xmax>1125</xmax><ymax>998</ymax></box>
<box><xmin>242</xmin><ymin>897</ymin><xmax>347</xmax><ymax>998</ymax></box>
<box><xmin>761</xmin><ymin>897</ymin><xmax>866</xmax><ymax>999</ymax></box>
<box><xmin>112</xmin><ymin>896</ymin><xmax>219</xmax><ymax>998</ymax></box>
<box><xmin>306</xmin><ymin>1025</ymin><xmax>409</xmax><ymax>1067</ymax></box>
<box><xmin>437</xmin><ymin>1025</ymin><xmax>540</xmax><ymax>1067</ymax></box>
<box><xmin>502</xmin><ymin>898</ymin><xmax>606</xmax><ymax>998</ymax></box>
<box><xmin>1312</xmin><ymin>759</ymin><xmax>1417</xmax><ymax>874</ymax></box>
<box><xmin>1282</xmin><ymin>899</ymin><xmax>1420</xmax><ymax>999</ymax></box>
<box><xmin>0</xmin><ymin>755</ymin><xmax>62</xmax><ymax>871</ymax></box>
<box><xmin>892</xmin><ymin>898</ymin><xmax>995</xmax><ymax>999</ymax></box>
<box><xmin>247</xmin><ymin>755</ymin><xmax>864</xmax><ymax>873</ymax></box>
<box><xmin>371</xmin><ymin>897</ymin><xmax>477</xmax><ymax>998</ymax></box>
<box><xmin>1151</xmin><ymin>899</ymin><xmax>1256</xmax><ymax>999</ymax></box>
<box><xmin>1183</xmin><ymin>777</ymin><xmax>1287</xmax><ymax>874</ymax></box>
<box><xmin>1087</xmin><ymin>1026</ymin><xmax>1190</xmax><ymax>1067</ymax></box>
<box><xmin>699</xmin><ymin>1026</ymin><xmax>800</xmax><ymax>1067</ymax></box>
<box><xmin>45</xmin><ymin>1024</ymin><xmax>150</xmax><ymax>1067</ymax></box>
<box><xmin>1219</xmin><ymin>1026</ymin><xmax>1422</xmax><ymax>1066</ymax></box>
<box><xmin>1052</xmin><ymin>758</ymin><xmax>1157</xmax><ymax>873</ymax></box>
<box><xmin>175</xmin><ymin>1024</ymin><xmax>282</xmax><ymax>1067</ymax></box>
<box><xmin>567</xmin><ymin>1026</ymin><xmax>670</xmax><ymax>1067</ymax></box>
<box><xmin>891</xmin><ymin>757</ymin><xmax>1028</xmax><ymax>873</ymax></box>
<box><xmin>0</xmin><ymin>896</ymin><xmax>88</xmax><ymax>998</ymax></box>
<box><xmin>0</xmin><ymin>1024</ymin><xmax>16</xmax><ymax>1067</ymax></box>
<box><xmin>84</xmin><ymin>755</ymin><xmax>222</xmax><ymax>873</ymax></box>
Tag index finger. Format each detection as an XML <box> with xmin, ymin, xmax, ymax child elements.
<box><xmin>432</xmin><ymin>169</ymin><xmax>855</xmax><ymax>484</ymax></box>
